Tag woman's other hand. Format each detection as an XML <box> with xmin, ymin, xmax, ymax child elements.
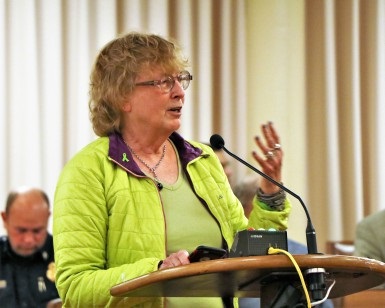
<box><xmin>251</xmin><ymin>122</ymin><xmax>283</xmax><ymax>194</ymax></box>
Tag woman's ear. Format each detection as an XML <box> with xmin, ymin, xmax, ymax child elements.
<box><xmin>121</xmin><ymin>100</ymin><xmax>132</xmax><ymax>112</ymax></box>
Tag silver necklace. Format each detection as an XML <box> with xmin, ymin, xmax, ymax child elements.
<box><xmin>125</xmin><ymin>141</ymin><xmax>166</xmax><ymax>183</ymax></box>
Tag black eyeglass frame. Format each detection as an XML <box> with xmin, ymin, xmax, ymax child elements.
<box><xmin>135</xmin><ymin>70</ymin><xmax>193</xmax><ymax>93</ymax></box>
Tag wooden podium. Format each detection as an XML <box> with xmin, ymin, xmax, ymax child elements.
<box><xmin>110</xmin><ymin>254</ymin><xmax>385</xmax><ymax>305</ymax></box>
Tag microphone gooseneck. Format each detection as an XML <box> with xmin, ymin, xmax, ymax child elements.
<box><xmin>209</xmin><ymin>134</ymin><xmax>318</xmax><ymax>254</ymax></box>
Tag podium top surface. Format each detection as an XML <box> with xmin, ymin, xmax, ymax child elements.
<box><xmin>110</xmin><ymin>254</ymin><xmax>385</xmax><ymax>299</ymax></box>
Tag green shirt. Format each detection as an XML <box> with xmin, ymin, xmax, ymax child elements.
<box><xmin>162</xmin><ymin>145</ymin><xmax>223</xmax><ymax>307</ymax></box>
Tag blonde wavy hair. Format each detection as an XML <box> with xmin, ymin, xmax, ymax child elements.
<box><xmin>89</xmin><ymin>32</ymin><xmax>189</xmax><ymax>136</ymax></box>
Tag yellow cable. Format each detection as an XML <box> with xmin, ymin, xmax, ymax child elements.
<box><xmin>268</xmin><ymin>247</ymin><xmax>311</xmax><ymax>308</ymax></box>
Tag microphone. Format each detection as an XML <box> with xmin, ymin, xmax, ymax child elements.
<box><xmin>210</xmin><ymin>134</ymin><xmax>318</xmax><ymax>254</ymax></box>
<box><xmin>210</xmin><ymin>134</ymin><xmax>326</xmax><ymax>302</ymax></box>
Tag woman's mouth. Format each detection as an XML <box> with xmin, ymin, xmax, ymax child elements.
<box><xmin>168</xmin><ymin>107</ymin><xmax>182</xmax><ymax>113</ymax></box>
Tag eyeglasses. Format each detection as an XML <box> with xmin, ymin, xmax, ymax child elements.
<box><xmin>135</xmin><ymin>70</ymin><xmax>193</xmax><ymax>93</ymax></box>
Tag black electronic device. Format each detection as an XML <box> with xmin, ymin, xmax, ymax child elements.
<box><xmin>229</xmin><ymin>229</ymin><xmax>288</xmax><ymax>257</ymax></box>
<box><xmin>188</xmin><ymin>245</ymin><xmax>228</xmax><ymax>263</ymax></box>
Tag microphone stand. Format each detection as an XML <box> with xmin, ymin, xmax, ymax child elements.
<box><xmin>210</xmin><ymin>134</ymin><xmax>327</xmax><ymax>303</ymax></box>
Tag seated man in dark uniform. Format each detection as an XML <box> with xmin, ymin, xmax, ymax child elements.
<box><xmin>0</xmin><ymin>187</ymin><xmax>61</xmax><ymax>307</ymax></box>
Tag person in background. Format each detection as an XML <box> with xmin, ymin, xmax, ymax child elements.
<box><xmin>354</xmin><ymin>209</ymin><xmax>385</xmax><ymax>263</ymax></box>
<box><xmin>53</xmin><ymin>31</ymin><xmax>292</xmax><ymax>307</ymax></box>
<box><xmin>0</xmin><ymin>187</ymin><xmax>61</xmax><ymax>308</ymax></box>
<box><xmin>233</xmin><ymin>173</ymin><xmax>311</xmax><ymax>253</ymax></box>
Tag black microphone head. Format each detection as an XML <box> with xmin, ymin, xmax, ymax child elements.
<box><xmin>210</xmin><ymin>134</ymin><xmax>225</xmax><ymax>150</ymax></box>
